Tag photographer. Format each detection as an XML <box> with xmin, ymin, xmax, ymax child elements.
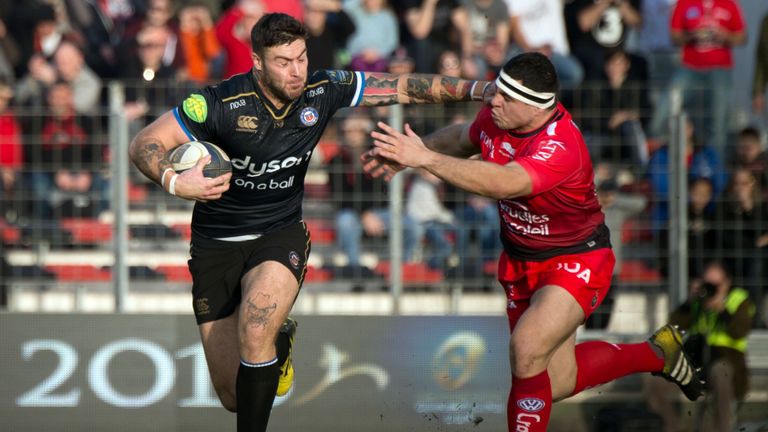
<box><xmin>650</xmin><ymin>261</ymin><xmax>755</xmax><ymax>432</ymax></box>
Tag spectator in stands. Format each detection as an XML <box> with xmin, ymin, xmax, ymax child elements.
<box><xmin>52</xmin><ymin>41</ymin><xmax>102</xmax><ymax>115</ymax></box>
<box><xmin>446</xmin><ymin>189</ymin><xmax>499</xmax><ymax>282</ymax></box>
<box><xmin>0</xmin><ymin>78</ymin><xmax>21</xmax><ymax>223</ymax></box>
<box><xmin>649</xmin><ymin>0</ymin><xmax>745</xmax><ymax>156</ymax></box>
<box><xmin>712</xmin><ymin>167</ymin><xmax>768</xmax><ymax>327</ymax></box>
<box><xmin>586</xmin><ymin>173</ymin><xmax>647</xmax><ymax>329</ymax></box>
<box><xmin>462</xmin><ymin>0</ymin><xmax>508</xmax><ymax>80</ymax></box>
<box><xmin>564</xmin><ymin>0</ymin><xmax>642</xmax><ymax>83</ymax></box>
<box><xmin>579</xmin><ymin>48</ymin><xmax>651</xmax><ymax>166</ymax></box>
<box><xmin>734</xmin><ymin>126</ymin><xmax>768</xmax><ymax>194</ymax></box>
<box><xmin>647</xmin><ymin>117</ymin><xmax>727</xmax><ymax>235</ymax></box>
<box><xmin>178</xmin><ymin>3</ymin><xmax>223</xmax><ymax>83</ymax></box>
<box><xmin>6</xmin><ymin>3</ymin><xmax>68</xmax><ymax>76</ymax></box>
<box><xmin>304</xmin><ymin>0</ymin><xmax>355</xmax><ymax>71</ymax></box>
<box><xmin>0</xmin><ymin>17</ymin><xmax>20</xmax><ymax>85</ymax></box>
<box><xmin>28</xmin><ymin>81</ymin><xmax>106</xmax><ymax>220</ymax></box>
<box><xmin>507</xmin><ymin>0</ymin><xmax>584</xmax><ymax>87</ymax></box>
<box><xmin>688</xmin><ymin>177</ymin><xmax>716</xmax><ymax>280</ymax></box>
<box><xmin>62</xmin><ymin>0</ymin><xmax>139</xmax><ymax>78</ymax></box>
<box><xmin>399</xmin><ymin>0</ymin><xmax>473</xmax><ymax>74</ymax></box>
<box><xmin>261</xmin><ymin>0</ymin><xmax>304</xmax><ymax>20</ymax></box>
<box><xmin>637</xmin><ymin>0</ymin><xmax>679</xmax><ymax>90</ymax></box>
<box><xmin>387</xmin><ymin>46</ymin><xmax>415</xmax><ymax>74</ymax></box>
<box><xmin>346</xmin><ymin>0</ymin><xmax>399</xmax><ymax>73</ymax></box>
<box><xmin>327</xmin><ymin>111</ymin><xmax>421</xmax><ymax>268</ymax></box>
<box><xmin>216</xmin><ymin>0</ymin><xmax>264</xmax><ymax>78</ymax></box>
<box><xmin>119</xmin><ymin>0</ymin><xmax>185</xmax><ymax>84</ymax></box>
<box><xmin>121</xmin><ymin>25</ymin><xmax>185</xmax><ymax>124</ymax></box>
<box><xmin>647</xmin><ymin>261</ymin><xmax>754</xmax><ymax>432</ymax></box>
<box><xmin>15</xmin><ymin>38</ymin><xmax>103</xmax><ymax>112</ymax></box>
<box><xmin>647</xmin><ymin>118</ymin><xmax>726</xmax><ymax>276</ymax></box>
<box><xmin>752</xmin><ymin>12</ymin><xmax>768</xmax><ymax>119</ymax></box>
<box><xmin>406</xmin><ymin>168</ymin><xmax>460</xmax><ymax>270</ymax></box>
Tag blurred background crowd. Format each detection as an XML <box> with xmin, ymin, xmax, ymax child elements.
<box><xmin>0</xmin><ymin>0</ymin><xmax>766</xmax><ymax>331</ymax></box>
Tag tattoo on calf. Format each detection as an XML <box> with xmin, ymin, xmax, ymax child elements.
<box><xmin>245</xmin><ymin>292</ymin><xmax>277</xmax><ymax>329</ymax></box>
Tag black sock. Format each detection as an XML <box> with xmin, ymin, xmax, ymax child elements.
<box><xmin>236</xmin><ymin>358</ymin><xmax>279</xmax><ymax>432</ymax></box>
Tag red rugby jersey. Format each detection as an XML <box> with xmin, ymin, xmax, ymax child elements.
<box><xmin>468</xmin><ymin>104</ymin><xmax>606</xmax><ymax>257</ymax></box>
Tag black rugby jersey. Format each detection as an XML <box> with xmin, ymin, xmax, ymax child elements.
<box><xmin>174</xmin><ymin>69</ymin><xmax>365</xmax><ymax>238</ymax></box>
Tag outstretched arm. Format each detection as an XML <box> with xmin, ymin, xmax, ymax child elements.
<box><xmin>359</xmin><ymin>72</ymin><xmax>490</xmax><ymax>106</ymax></box>
<box><xmin>364</xmin><ymin>122</ymin><xmax>532</xmax><ymax>199</ymax></box>
<box><xmin>361</xmin><ymin>121</ymin><xmax>476</xmax><ymax>180</ymax></box>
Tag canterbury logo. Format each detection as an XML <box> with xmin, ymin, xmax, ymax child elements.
<box><xmin>517</xmin><ymin>398</ymin><xmax>545</xmax><ymax>413</ymax></box>
<box><xmin>237</xmin><ymin>115</ymin><xmax>258</xmax><ymax>130</ymax></box>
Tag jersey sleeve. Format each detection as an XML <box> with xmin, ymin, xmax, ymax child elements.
<box><xmin>173</xmin><ymin>86</ymin><xmax>220</xmax><ymax>142</ymax></box>
<box><xmin>311</xmin><ymin>70</ymin><xmax>366</xmax><ymax>111</ymax></box>
<box><xmin>468</xmin><ymin>106</ymin><xmax>492</xmax><ymax>149</ymax></box>
<box><xmin>670</xmin><ymin>0</ymin><xmax>686</xmax><ymax>32</ymax></box>
<box><xmin>514</xmin><ymin>137</ymin><xmax>582</xmax><ymax>195</ymax></box>
<box><xmin>726</xmin><ymin>2</ymin><xmax>745</xmax><ymax>32</ymax></box>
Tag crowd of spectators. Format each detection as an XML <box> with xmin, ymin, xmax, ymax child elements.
<box><xmin>0</xmin><ymin>0</ymin><xmax>766</xmax><ymax>324</ymax></box>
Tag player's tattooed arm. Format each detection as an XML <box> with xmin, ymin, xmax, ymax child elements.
<box><xmin>360</xmin><ymin>72</ymin><xmax>491</xmax><ymax>106</ymax></box>
<box><xmin>129</xmin><ymin>136</ymin><xmax>172</xmax><ymax>185</ymax></box>
<box><xmin>128</xmin><ymin>110</ymin><xmax>190</xmax><ymax>186</ymax></box>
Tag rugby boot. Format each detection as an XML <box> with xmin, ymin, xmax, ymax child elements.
<box><xmin>649</xmin><ymin>324</ymin><xmax>705</xmax><ymax>401</ymax></box>
<box><xmin>276</xmin><ymin>317</ymin><xmax>297</xmax><ymax>396</ymax></box>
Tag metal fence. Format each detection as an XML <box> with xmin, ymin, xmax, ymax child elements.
<box><xmin>0</xmin><ymin>79</ymin><xmax>766</xmax><ymax>329</ymax></box>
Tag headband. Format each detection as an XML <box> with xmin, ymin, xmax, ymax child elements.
<box><xmin>495</xmin><ymin>70</ymin><xmax>556</xmax><ymax>109</ymax></box>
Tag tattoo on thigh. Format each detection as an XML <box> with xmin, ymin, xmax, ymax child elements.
<box><xmin>245</xmin><ymin>292</ymin><xmax>277</xmax><ymax>329</ymax></box>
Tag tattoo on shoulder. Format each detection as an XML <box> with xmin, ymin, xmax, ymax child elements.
<box><xmin>244</xmin><ymin>292</ymin><xmax>277</xmax><ymax>329</ymax></box>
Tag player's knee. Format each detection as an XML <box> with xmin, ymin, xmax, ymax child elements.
<box><xmin>508</xmin><ymin>335</ymin><xmax>549</xmax><ymax>375</ymax></box>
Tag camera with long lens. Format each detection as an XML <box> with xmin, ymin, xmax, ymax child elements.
<box><xmin>698</xmin><ymin>282</ymin><xmax>719</xmax><ymax>300</ymax></box>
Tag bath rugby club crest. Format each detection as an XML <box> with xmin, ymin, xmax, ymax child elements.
<box><xmin>300</xmin><ymin>107</ymin><xmax>319</xmax><ymax>126</ymax></box>
<box><xmin>289</xmin><ymin>251</ymin><xmax>300</xmax><ymax>269</ymax></box>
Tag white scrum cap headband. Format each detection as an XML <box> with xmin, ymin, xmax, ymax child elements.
<box><xmin>495</xmin><ymin>70</ymin><xmax>556</xmax><ymax>109</ymax></box>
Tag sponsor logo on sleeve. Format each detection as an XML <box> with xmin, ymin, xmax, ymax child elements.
<box><xmin>183</xmin><ymin>94</ymin><xmax>208</xmax><ymax>123</ymax></box>
<box><xmin>325</xmin><ymin>70</ymin><xmax>354</xmax><ymax>85</ymax></box>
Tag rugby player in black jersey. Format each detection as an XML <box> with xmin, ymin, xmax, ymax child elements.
<box><xmin>128</xmin><ymin>13</ymin><xmax>491</xmax><ymax>432</ymax></box>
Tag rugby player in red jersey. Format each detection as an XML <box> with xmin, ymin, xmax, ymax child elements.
<box><xmin>363</xmin><ymin>52</ymin><xmax>704</xmax><ymax>432</ymax></box>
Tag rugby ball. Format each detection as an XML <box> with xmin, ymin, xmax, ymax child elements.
<box><xmin>168</xmin><ymin>141</ymin><xmax>232</xmax><ymax>177</ymax></box>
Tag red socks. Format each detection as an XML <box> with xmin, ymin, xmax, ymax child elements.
<box><xmin>572</xmin><ymin>341</ymin><xmax>664</xmax><ymax>395</ymax></box>
<box><xmin>508</xmin><ymin>371</ymin><xmax>552</xmax><ymax>432</ymax></box>
<box><xmin>507</xmin><ymin>341</ymin><xmax>664</xmax><ymax>431</ymax></box>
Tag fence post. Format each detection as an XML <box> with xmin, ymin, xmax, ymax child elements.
<box><xmin>388</xmin><ymin>105</ymin><xmax>404</xmax><ymax>314</ymax></box>
<box><xmin>668</xmin><ymin>93</ymin><xmax>688</xmax><ymax>311</ymax></box>
<box><xmin>109</xmin><ymin>82</ymin><xmax>130</xmax><ymax>312</ymax></box>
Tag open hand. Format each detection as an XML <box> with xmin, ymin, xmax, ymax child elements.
<box><xmin>174</xmin><ymin>155</ymin><xmax>232</xmax><ymax>202</ymax></box>
<box><xmin>367</xmin><ymin>121</ymin><xmax>432</xmax><ymax>171</ymax></box>
<box><xmin>360</xmin><ymin>151</ymin><xmax>404</xmax><ymax>181</ymax></box>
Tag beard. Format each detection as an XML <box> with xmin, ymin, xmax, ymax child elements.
<box><xmin>259</xmin><ymin>69</ymin><xmax>304</xmax><ymax>104</ymax></box>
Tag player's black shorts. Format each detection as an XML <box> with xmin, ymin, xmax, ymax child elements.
<box><xmin>188</xmin><ymin>221</ymin><xmax>311</xmax><ymax>324</ymax></box>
